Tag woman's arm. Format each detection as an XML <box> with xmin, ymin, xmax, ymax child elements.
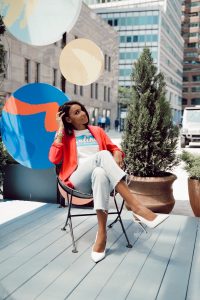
<box><xmin>49</xmin><ymin>140</ymin><xmax>64</xmax><ymax>164</ymax></box>
<box><xmin>49</xmin><ymin>111</ymin><xmax>65</xmax><ymax>164</ymax></box>
<box><xmin>100</xmin><ymin>128</ymin><xmax>124</xmax><ymax>167</ymax></box>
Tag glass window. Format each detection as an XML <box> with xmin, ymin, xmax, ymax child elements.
<box><xmin>151</xmin><ymin>51</ymin><xmax>157</xmax><ymax>60</ymax></box>
<box><xmin>126</xmin><ymin>17</ymin><xmax>132</xmax><ymax>26</ymax></box>
<box><xmin>35</xmin><ymin>62</ymin><xmax>40</xmax><ymax>83</ymax></box>
<box><xmin>133</xmin><ymin>36</ymin><xmax>138</xmax><ymax>42</ymax></box>
<box><xmin>120</xmin><ymin>36</ymin><xmax>126</xmax><ymax>43</ymax></box>
<box><xmin>61</xmin><ymin>75</ymin><xmax>66</xmax><ymax>93</ymax></box>
<box><xmin>190</xmin><ymin>2</ymin><xmax>200</xmax><ymax>7</ymax></box>
<box><xmin>127</xmin><ymin>36</ymin><xmax>132</xmax><ymax>43</ymax></box>
<box><xmin>80</xmin><ymin>86</ymin><xmax>83</xmax><ymax>96</ymax></box>
<box><xmin>52</xmin><ymin>68</ymin><xmax>57</xmax><ymax>86</ymax></box>
<box><xmin>192</xmin><ymin>75</ymin><xmax>200</xmax><ymax>81</ymax></box>
<box><xmin>74</xmin><ymin>84</ymin><xmax>77</xmax><ymax>95</ymax></box>
<box><xmin>61</xmin><ymin>32</ymin><xmax>67</xmax><ymax>49</ymax></box>
<box><xmin>191</xmin><ymin>98</ymin><xmax>200</xmax><ymax>105</ymax></box>
<box><xmin>104</xmin><ymin>86</ymin><xmax>107</xmax><ymax>101</ymax></box>
<box><xmin>95</xmin><ymin>83</ymin><xmax>98</xmax><ymax>99</ymax></box>
<box><xmin>24</xmin><ymin>58</ymin><xmax>30</xmax><ymax>83</ymax></box>
<box><xmin>104</xmin><ymin>54</ymin><xmax>107</xmax><ymax>70</ymax></box>
<box><xmin>114</xmin><ymin>19</ymin><xmax>118</xmax><ymax>26</ymax></box>
<box><xmin>188</xmin><ymin>43</ymin><xmax>197</xmax><ymax>48</ymax></box>
<box><xmin>132</xmin><ymin>52</ymin><xmax>138</xmax><ymax>59</ymax></box>
<box><xmin>153</xmin><ymin>16</ymin><xmax>158</xmax><ymax>24</ymax></box>
<box><xmin>108</xmin><ymin>87</ymin><xmax>110</xmax><ymax>102</ymax></box>
<box><xmin>152</xmin><ymin>35</ymin><xmax>158</xmax><ymax>42</ymax></box>
<box><xmin>192</xmin><ymin>86</ymin><xmax>200</xmax><ymax>92</ymax></box>
<box><xmin>108</xmin><ymin>56</ymin><xmax>111</xmax><ymax>71</ymax></box>
<box><xmin>90</xmin><ymin>84</ymin><xmax>93</xmax><ymax>98</ymax></box>
<box><xmin>107</xmin><ymin>19</ymin><xmax>112</xmax><ymax>26</ymax></box>
<box><xmin>119</xmin><ymin>17</ymin><xmax>126</xmax><ymax>26</ymax></box>
<box><xmin>146</xmin><ymin>35</ymin><xmax>152</xmax><ymax>42</ymax></box>
<box><xmin>182</xmin><ymin>98</ymin><xmax>187</xmax><ymax>105</ymax></box>
<box><xmin>138</xmin><ymin>35</ymin><xmax>145</xmax><ymax>42</ymax></box>
<box><xmin>126</xmin><ymin>52</ymin><xmax>132</xmax><ymax>59</ymax></box>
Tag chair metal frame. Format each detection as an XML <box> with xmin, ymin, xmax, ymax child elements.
<box><xmin>57</xmin><ymin>177</ymin><xmax>133</xmax><ymax>253</ymax></box>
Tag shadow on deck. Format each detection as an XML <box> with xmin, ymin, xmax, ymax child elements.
<box><xmin>0</xmin><ymin>202</ymin><xmax>199</xmax><ymax>300</ymax></box>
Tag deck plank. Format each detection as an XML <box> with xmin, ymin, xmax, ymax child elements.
<box><xmin>0</xmin><ymin>210</ymin><xmax>89</xmax><ymax>280</ymax></box>
<box><xmin>0</xmin><ymin>208</ymin><xmax>125</xmax><ymax>299</ymax></box>
<box><xmin>0</xmin><ymin>201</ymin><xmax>199</xmax><ymax>300</ymax></box>
<box><xmin>0</xmin><ymin>205</ymin><xmax>87</xmax><ymax>263</ymax></box>
<box><xmin>95</xmin><ymin>215</ymin><xmax>181</xmax><ymax>300</ymax></box>
<box><xmin>0</xmin><ymin>204</ymin><xmax>53</xmax><ymax>234</ymax></box>
<box><xmin>0</xmin><ymin>204</ymin><xmax>57</xmax><ymax>247</ymax></box>
<box><xmin>186</xmin><ymin>218</ymin><xmax>200</xmax><ymax>300</ymax></box>
<box><xmin>0</xmin><ymin>213</ymin><xmax>96</xmax><ymax>299</ymax></box>
<box><xmin>156</xmin><ymin>217</ymin><xmax>198</xmax><ymax>300</ymax></box>
<box><xmin>35</xmin><ymin>214</ymin><xmax>132</xmax><ymax>300</ymax></box>
<box><xmin>0</xmin><ymin>206</ymin><xmax>66</xmax><ymax>260</ymax></box>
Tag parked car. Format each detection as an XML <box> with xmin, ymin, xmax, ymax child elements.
<box><xmin>181</xmin><ymin>106</ymin><xmax>200</xmax><ymax>148</ymax></box>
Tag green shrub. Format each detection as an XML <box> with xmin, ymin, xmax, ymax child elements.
<box><xmin>0</xmin><ymin>140</ymin><xmax>17</xmax><ymax>194</ymax></box>
<box><xmin>180</xmin><ymin>151</ymin><xmax>200</xmax><ymax>180</ymax></box>
<box><xmin>121</xmin><ymin>48</ymin><xmax>179</xmax><ymax>177</ymax></box>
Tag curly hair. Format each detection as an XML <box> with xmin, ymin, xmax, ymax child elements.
<box><xmin>58</xmin><ymin>100</ymin><xmax>90</xmax><ymax>135</ymax></box>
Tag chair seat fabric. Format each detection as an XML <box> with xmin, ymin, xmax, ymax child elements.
<box><xmin>58</xmin><ymin>177</ymin><xmax>93</xmax><ymax>205</ymax></box>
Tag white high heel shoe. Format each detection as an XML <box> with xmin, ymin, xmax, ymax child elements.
<box><xmin>91</xmin><ymin>233</ymin><xmax>106</xmax><ymax>263</ymax></box>
<box><xmin>133</xmin><ymin>213</ymin><xmax>169</xmax><ymax>229</ymax></box>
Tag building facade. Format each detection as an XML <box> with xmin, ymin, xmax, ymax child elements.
<box><xmin>85</xmin><ymin>0</ymin><xmax>184</xmax><ymax>124</ymax></box>
<box><xmin>182</xmin><ymin>0</ymin><xmax>200</xmax><ymax>110</ymax></box>
<box><xmin>0</xmin><ymin>3</ymin><xmax>119</xmax><ymax>127</ymax></box>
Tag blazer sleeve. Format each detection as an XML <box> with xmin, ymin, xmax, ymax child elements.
<box><xmin>49</xmin><ymin>141</ymin><xmax>64</xmax><ymax>164</ymax></box>
<box><xmin>100</xmin><ymin>128</ymin><xmax>125</xmax><ymax>158</ymax></box>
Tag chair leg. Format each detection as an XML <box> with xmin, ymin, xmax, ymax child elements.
<box><xmin>109</xmin><ymin>196</ymin><xmax>132</xmax><ymax>248</ymax></box>
<box><xmin>61</xmin><ymin>193</ymin><xmax>72</xmax><ymax>230</ymax></box>
<box><xmin>61</xmin><ymin>192</ymin><xmax>78</xmax><ymax>253</ymax></box>
<box><xmin>68</xmin><ymin>217</ymin><xmax>78</xmax><ymax>253</ymax></box>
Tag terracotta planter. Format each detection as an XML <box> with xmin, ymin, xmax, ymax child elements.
<box><xmin>127</xmin><ymin>173</ymin><xmax>177</xmax><ymax>213</ymax></box>
<box><xmin>188</xmin><ymin>179</ymin><xmax>200</xmax><ymax>217</ymax></box>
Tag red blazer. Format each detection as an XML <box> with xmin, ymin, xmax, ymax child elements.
<box><xmin>49</xmin><ymin>125</ymin><xmax>124</xmax><ymax>187</ymax></box>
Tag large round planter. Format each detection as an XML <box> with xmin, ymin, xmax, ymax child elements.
<box><xmin>188</xmin><ymin>179</ymin><xmax>200</xmax><ymax>217</ymax></box>
<box><xmin>127</xmin><ymin>173</ymin><xmax>177</xmax><ymax>213</ymax></box>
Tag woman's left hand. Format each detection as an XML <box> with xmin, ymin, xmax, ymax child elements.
<box><xmin>113</xmin><ymin>151</ymin><xmax>124</xmax><ymax>168</ymax></box>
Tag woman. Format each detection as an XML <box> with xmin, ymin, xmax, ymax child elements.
<box><xmin>49</xmin><ymin>101</ymin><xmax>168</xmax><ymax>263</ymax></box>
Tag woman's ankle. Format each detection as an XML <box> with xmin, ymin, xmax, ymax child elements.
<box><xmin>93</xmin><ymin>231</ymin><xmax>107</xmax><ymax>252</ymax></box>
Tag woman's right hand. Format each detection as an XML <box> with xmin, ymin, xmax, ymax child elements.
<box><xmin>56</xmin><ymin>111</ymin><xmax>65</xmax><ymax>130</ymax></box>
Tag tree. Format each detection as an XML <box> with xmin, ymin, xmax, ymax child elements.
<box><xmin>121</xmin><ymin>48</ymin><xmax>179</xmax><ymax>177</ymax></box>
<box><xmin>0</xmin><ymin>15</ymin><xmax>6</xmax><ymax>78</ymax></box>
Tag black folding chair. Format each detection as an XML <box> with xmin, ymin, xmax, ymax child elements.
<box><xmin>57</xmin><ymin>177</ymin><xmax>133</xmax><ymax>253</ymax></box>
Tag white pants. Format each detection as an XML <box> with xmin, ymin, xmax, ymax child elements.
<box><xmin>69</xmin><ymin>150</ymin><xmax>126</xmax><ymax>211</ymax></box>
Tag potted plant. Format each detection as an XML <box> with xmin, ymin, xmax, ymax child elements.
<box><xmin>0</xmin><ymin>139</ymin><xmax>16</xmax><ymax>196</ymax></box>
<box><xmin>180</xmin><ymin>150</ymin><xmax>200</xmax><ymax>217</ymax></box>
<box><xmin>121</xmin><ymin>48</ymin><xmax>179</xmax><ymax>213</ymax></box>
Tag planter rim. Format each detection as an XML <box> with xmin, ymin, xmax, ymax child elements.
<box><xmin>129</xmin><ymin>173</ymin><xmax>177</xmax><ymax>182</ymax></box>
<box><xmin>188</xmin><ymin>178</ymin><xmax>200</xmax><ymax>183</ymax></box>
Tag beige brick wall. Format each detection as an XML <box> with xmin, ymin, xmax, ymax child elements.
<box><xmin>0</xmin><ymin>3</ymin><xmax>119</xmax><ymax>126</ymax></box>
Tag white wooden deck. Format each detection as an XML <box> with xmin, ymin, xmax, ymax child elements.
<box><xmin>0</xmin><ymin>202</ymin><xmax>199</xmax><ymax>300</ymax></box>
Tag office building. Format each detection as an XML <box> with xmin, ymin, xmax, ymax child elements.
<box><xmin>182</xmin><ymin>0</ymin><xmax>200</xmax><ymax>110</ymax></box>
<box><xmin>85</xmin><ymin>0</ymin><xmax>184</xmax><ymax>124</ymax></box>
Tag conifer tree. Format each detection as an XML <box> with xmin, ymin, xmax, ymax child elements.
<box><xmin>121</xmin><ymin>48</ymin><xmax>179</xmax><ymax>177</ymax></box>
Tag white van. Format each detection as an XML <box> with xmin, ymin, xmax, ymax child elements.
<box><xmin>181</xmin><ymin>106</ymin><xmax>200</xmax><ymax>148</ymax></box>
